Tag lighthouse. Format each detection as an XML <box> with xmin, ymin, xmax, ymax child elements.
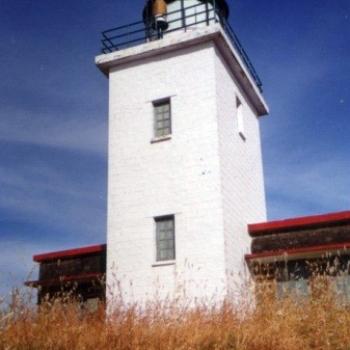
<box><xmin>96</xmin><ymin>0</ymin><xmax>269</xmax><ymax>305</ymax></box>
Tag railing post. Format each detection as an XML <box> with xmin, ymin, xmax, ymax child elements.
<box><xmin>156</xmin><ymin>21</ymin><xmax>161</xmax><ymax>39</ymax></box>
<box><xmin>213</xmin><ymin>0</ymin><xmax>218</xmax><ymax>22</ymax></box>
<box><xmin>181</xmin><ymin>0</ymin><xmax>186</xmax><ymax>30</ymax></box>
<box><xmin>205</xmin><ymin>1</ymin><xmax>209</xmax><ymax>26</ymax></box>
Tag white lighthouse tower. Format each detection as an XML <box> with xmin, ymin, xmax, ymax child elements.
<box><xmin>96</xmin><ymin>0</ymin><xmax>269</xmax><ymax>305</ymax></box>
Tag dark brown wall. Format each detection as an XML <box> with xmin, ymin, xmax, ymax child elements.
<box><xmin>39</xmin><ymin>252</ymin><xmax>106</xmax><ymax>280</ymax></box>
<box><xmin>251</xmin><ymin>224</ymin><xmax>350</xmax><ymax>254</ymax></box>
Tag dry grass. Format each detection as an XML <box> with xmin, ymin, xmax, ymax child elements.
<box><xmin>1</xmin><ymin>279</ymin><xmax>350</xmax><ymax>349</ymax></box>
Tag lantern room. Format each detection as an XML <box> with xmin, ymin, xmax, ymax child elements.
<box><xmin>143</xmin><ymin>0</ymin><xmax>229</xmax><ymax>36</ymax></box>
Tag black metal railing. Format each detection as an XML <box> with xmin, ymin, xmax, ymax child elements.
<box><xmin>219</xmin><ymin>16</ymin><xmax>263</xmax><ymax>91</ymax></box>
<box><xmin>101</xmin><ymin>3</ymin><xmax>263</xmax><ymax>92</ymax></box>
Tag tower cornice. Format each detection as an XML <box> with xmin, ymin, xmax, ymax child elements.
<box><xmin>96</xmin><ymin>25</ymin><xmax>269</xmax><ymax>117</ymax></box>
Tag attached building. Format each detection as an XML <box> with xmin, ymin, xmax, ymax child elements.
<box><xmin>26</xmin><ymin>244</ymin><xmax>106</xmax><ymax>305</ymax></box>
<box><xmin>246</xmin><ymin>211</ymin><xmax>350</xmax><ymax>298</ymax></box>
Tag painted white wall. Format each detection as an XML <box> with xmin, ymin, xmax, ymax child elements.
<box><xmin>104</xmin><ymin>26</ymin><xmax>268</xmax><ymax>307</ymax></box>
<box><xmin>107</xmin><ymin>42</ymin><xmax>227</xmax><ymax>306</ymax></box>
<box><xmin>214</xmin><ymin>48</ymin><xmax>267</xmax><ymax>298</ymax></box>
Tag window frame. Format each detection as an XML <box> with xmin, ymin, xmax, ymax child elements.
<box><xmin>155</xmin><ymin>215</ymin><xmax>176</xmax><ymax>263</ymax></box>
<box><xmin>236</xmin><ymin>97</ymin><xmax>246</xmax><ymax>140</ymax></box>
<box><xmin>152</xmin><ymin>98</ymin><xmax>172</xmax><ymax>139</ymax></box>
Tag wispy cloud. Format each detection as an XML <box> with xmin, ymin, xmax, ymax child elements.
<box><xmin>0</xmin><ymin>107</ymin><xmax>107</xmax><ymax>155</ymax></box>
<box><xmin>0</xmin><ymin>157</ymin><xmax>106</xmax><ymax>240</ymax></box>
<box><xmin>0</xmin><ymin>68</ymin><xmax>107</xmax><ymax>299</ymax></box>
<box><xmin>266</xmin><ymin>155</ymin><xmax>350</xmax><ymax>220</ymax></box>
<box><xmin>0</xmin><ymin>240</ymin><xmax>46</xmax><ymax>298</ymax></box>
<box><xmin>0</xmin><ymin>156</ymin><xmax>106</xmax><ymax>299</ymax></box>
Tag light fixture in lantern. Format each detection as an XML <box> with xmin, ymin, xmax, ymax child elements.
<box><xmin>152</xmin><ymin>0</ymin><xmax>168</xmax><ymax>31</ymax></box>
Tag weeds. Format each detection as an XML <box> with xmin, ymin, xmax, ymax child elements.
<box><xmin>1</xmin><ymin>278</ymin><xmax>350</xmax><ymax>349</ymax></box>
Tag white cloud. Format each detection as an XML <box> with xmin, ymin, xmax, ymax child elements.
<box><xmin>0</xmin><ymin>106</ymin><xmax>107</xmax><ymax>155</ymax></box>
<box><xmin>265</xmin><ymin>155</ymin><xmax>350</xmax><ymax>220</ymax></box>
<box><xmin>0</xmin><ymin>240</ymin><xmax>44</xmax><ymax>299</ymax></box>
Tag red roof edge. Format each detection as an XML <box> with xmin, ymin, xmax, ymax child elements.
<box><xmin>248</xmin><ymin>210</ymin><xmax>350</xmax><ymax>237</ymax></box>
<box><xmin>245</xmin><ymin>242</ymin><xmax>350</xmax><ymax>262</ymax></box>
<box><xmin>33</xmin><ymin>244</ymin><xmax>107</xmax><ymax>263</ymax></box>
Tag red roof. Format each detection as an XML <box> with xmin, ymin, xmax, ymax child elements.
<box><xmin>33</xmin><ymin>244</ymin><xmax>107</xmax><ymax>263</ymax></box>
<box><xmin>248</xmin><ymin>211</ymin><xmax>350</xmax><ymax>237</ymax></box>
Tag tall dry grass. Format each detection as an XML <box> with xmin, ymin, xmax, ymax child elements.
<box><xmin>1</xmin><ymin>279</ymin><xmax>350</xmax><ymax>349</ymax></box>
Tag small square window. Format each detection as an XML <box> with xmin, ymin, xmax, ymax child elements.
<box><xmin>155</xmin><ymin>215</ymin><xmax>175</xmax><ymax>262</ymax></box>
<box><xmin>153</xmin><ymin>98</ymin><xmax>172</xmax><ymax>138</ymax></box>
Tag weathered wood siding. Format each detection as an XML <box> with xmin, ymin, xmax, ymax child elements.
<box><xmin>39</xmin><ymin>252</ymin><xmax>106</xmax><ymax>280</ymax></box>
<box><xmin>251</xmin><ymin>224</ymin><xmax>350</xmax><ymax>254</ymax></box>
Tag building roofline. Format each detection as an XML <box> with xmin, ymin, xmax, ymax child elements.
<box><xmin>33</xmin><ymin>244</ymin><xmax>107</xmax><ymax>263</ymax></box>
<box><xmin>248</xmin><ymin>210</ymin><xmax>350</xmax><ymax>237</ymax></box>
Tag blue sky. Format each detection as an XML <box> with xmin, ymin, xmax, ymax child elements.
<box><xmin>0</xmin><ymin>0</ymin><xmax>349</xmax><ymax>297</ymax></box>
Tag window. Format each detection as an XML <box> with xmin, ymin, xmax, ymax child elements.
<box><xmin>276</xmin><ymin>261</ymin><xmax>310</xmax><ymax>299</ymax></box>
<box><xmin>333</xmin><ymin>275</ymin><xmax>350</xmax><ymax>304</ymax></box>
<box><xmin>236</xmin><ymin>97</ymin><xmax>245</xmax><ymax>140</ymax></box>
<box><xmin>155</xmin><ymin>215</ymin><xmax>175</xmax><ymax>262</ymax></box>
<box><xmin>153</xmin><ymin>98</ymin><xmax>172</xmax><ymax>138</ymax></box>
<box><xmin>277</xmin><ymin>279</ymin><xmax>309</xmax><ymax>299</ymax></box>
